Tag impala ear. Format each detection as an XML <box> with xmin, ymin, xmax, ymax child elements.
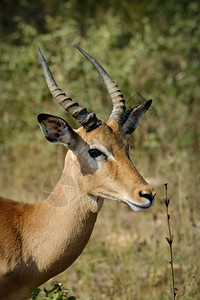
<box><xmin>37</xmin><ymin>113</ymin><xmax>78</xmax><ymax>150</ymax></box>
<box><xmin>123</xmin><ymin>100</ymin><xmax>152</xmax><ymax>136</ymax></box>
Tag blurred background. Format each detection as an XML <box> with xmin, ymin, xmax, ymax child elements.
<box><xmin>0</xmin><ymin>0</ymin><xmax>200</xmax><ymax>299</ymax></box>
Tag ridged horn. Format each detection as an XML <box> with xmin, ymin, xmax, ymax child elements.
<box><xmin>37</xmin><ymin>46</ymin><xmax>101</xmax><ymax>132</ymax></box>
<box><xmin>73</xmin><ymin>44</ymin><xmax>126</xmax><ymax>123</ymax></box>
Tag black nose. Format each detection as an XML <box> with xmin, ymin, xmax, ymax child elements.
<box><xmin>139</xmin><ymin>191</ymin><xmax>156</xmax><ymax>203</ymax></box>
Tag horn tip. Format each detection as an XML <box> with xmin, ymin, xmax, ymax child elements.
<box><xmin>73</xmin><ymin>43</ymin><xmax>80</xmax><ymax>50</ymax></box>
<box><xmin>73</xmin><ymin>43</ymin><xmax>87</xmax><ymax>57</ymax></box>
<box><xmin>73</xmin><ymin>43</ymin><xmax>82</xmax><ymax>53</ymax></box>
<box><xmin>37</xmin><ymin>45</ymin><xmax>44</xmax><ymax>63</ymax></box>
<box><xmin>37</xmin><ymin>45</ymin><xmax>41</xmax><ymax>55</ymax></box>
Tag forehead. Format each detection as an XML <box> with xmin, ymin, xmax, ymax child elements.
<box><xmin>78</xmin><ymin>121</ymin><xmax>128</xmax><ymax>150</ymax></box>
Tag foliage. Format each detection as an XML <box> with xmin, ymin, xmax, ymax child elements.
<box><xmin>30</xmin><ymin>283</ymin><xmax>76</xmax><ymax>300</ymax></box>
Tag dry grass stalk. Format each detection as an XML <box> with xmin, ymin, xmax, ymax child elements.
<box><xmin>163</xmin><ymin>183</ymin><xmax>178</xmax><ymax>299</ymax></box>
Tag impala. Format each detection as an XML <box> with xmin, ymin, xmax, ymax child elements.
<box><xmin>0</xmin><ymin>45</ymin><xmax>155</xmax><ymax>299</ymax></box>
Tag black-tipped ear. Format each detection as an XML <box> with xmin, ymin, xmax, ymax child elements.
<box><xmin>37</xmin><ymin>113</ymin><xmax>76</xmax><ymax>147</ymax></box>
<box><xmin>123</xmin><ymin>100</ymin><xmax>152</xmax><ymax>136</ymax></box>
<box><xmin>37</xmin><ymin>113</ymin><xmax>54</xmax><ymax>124</ymax></box>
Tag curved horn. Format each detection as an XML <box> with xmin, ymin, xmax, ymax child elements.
<box><xmin>73</xmin><ymin>44</ymin><xmax>126</xmax><ymax>123</ymax></box>
<box><xmin>37</xmin><ymin>46</ymin><xmax>101</xmax><ymax>132</ymax></box>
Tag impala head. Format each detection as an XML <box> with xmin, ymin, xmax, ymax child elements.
<box><xmin>37</xmin><ymin>45</ymin><xmax>155</xmax><ymax>212</ymax></box>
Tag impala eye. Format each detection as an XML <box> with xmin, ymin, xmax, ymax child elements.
<box><xmin>88</xmin><ymin>149</ymin><xmax>105</xmax><ymax>158</ymax></box>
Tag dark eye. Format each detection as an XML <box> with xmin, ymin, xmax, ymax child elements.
<box><xmin>88</xmin><ymin>148</ymin><xmax>105</xmax><ymax>158</ymax></box>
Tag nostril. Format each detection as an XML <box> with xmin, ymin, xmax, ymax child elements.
<box><xmin>139</xmin><ymin>191</ymin><xmax>155</xmax><ymax>203</ymax></box>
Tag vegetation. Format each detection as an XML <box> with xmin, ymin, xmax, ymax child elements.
<box><xmin>163</xmin><ymin>184</ymin><xmax>178</xmax><ymax>299</ymax></box>
<box><xmin>0</xmin><ymin>0</ymin><xmax>199</xmax><ymax>299</ymax></box>
<box><xmin>30</xmin><ymin>283</ymin><xmax>76</xmax><ymax>300</ymax></box>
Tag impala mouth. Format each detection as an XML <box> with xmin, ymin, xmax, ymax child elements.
<box><xmin>126</xmin><ymin>199</ymin><xmax>155</xmax><ymax>212</ymax></box>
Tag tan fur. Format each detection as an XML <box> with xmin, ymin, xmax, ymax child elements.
<box><xmin>0</xmin><ymin>120</ymin><xmax>154</xmax><ymax>299</ymax></box>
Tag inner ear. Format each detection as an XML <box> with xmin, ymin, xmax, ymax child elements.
<box><xmin>37</xmin><ymin>113</ymin><xmax>76</xmax><ymax>148</ymax></box>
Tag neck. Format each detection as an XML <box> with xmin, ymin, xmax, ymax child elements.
<box><xmin>23</xmin><ymin>151</ymin><xmax>102</xmax><ymax>287</ymax></box>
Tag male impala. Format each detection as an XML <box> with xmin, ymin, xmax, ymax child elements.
<box><xmin>0</xmin><ymin>45</ymin><xmax>155</xmax><ymax>299</ymax></box>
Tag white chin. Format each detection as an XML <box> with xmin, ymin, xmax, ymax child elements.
<box><xmin>126</xmin><ymin>199</ymin><xmax>154</xmax><ymax>212</ymax></box>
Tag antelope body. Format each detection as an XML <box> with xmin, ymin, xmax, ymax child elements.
<box><xmin>0</xmin><ymin>45</ymin><xmax>155</xmax><ymax>300</ymax></box>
